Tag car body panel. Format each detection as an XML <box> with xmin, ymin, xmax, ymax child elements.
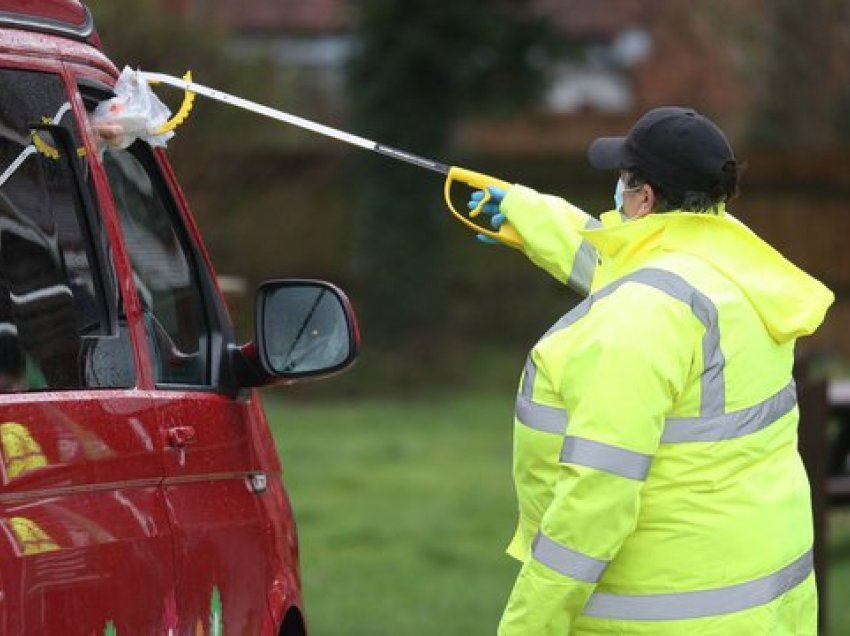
<box><xmin>0</xmin><ymin>392</ymin><xmax>175</xmax><ymax>634</ymax></box>
<box><xmin>0</xmin><ymin>5</ymin><xmax>308</xmax><ymax>633</ymax></box>
<box><xmin>0</xmin><ymin>1</ymin><xmax>99</xmax><ymax>46</ymax></box>
<box><xmin>156</xmin><ymin>391</ymin><xmax>271</xmax><ymax>633</ymax></box>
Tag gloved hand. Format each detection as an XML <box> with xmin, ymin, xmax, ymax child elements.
<box><xmin>468</xmin><ymin>186</ymin><xmax>507</xmax><ymax>245</ymax></box>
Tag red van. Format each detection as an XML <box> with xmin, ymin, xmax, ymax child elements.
<box><xmin>0</xmin><ymin>2</ymin><xmax>359</xmax><ymax>634</ymax></box>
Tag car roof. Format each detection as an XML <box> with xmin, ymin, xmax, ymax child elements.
<box><xmin>0</xmin><ymin>0</ymin><xmax>95</xmax><ymax>42</ymax></box>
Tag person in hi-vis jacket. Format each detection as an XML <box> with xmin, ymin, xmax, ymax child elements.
<box><xmin>470</xmin><ymin>107</ymin><xmax>833</xmax><ymax>635</ymax></box>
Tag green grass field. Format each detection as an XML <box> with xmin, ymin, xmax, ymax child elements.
<box><xmin>266</xmin><ymin>393</ymin><xmax>850</xmax><ymax>636</ymax></box>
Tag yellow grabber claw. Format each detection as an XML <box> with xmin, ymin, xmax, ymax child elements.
<box><xmin>32</xmin><ymin>121</ymin><xmax>60</xmax><ymax>159</ymax></box>
<box><xmin>32</xmin><ymin>115</ymin><xmax>86</xmax><ymax>159</ymax></box>
<box><xmin>30</xmin><ymin>67</ymin><xmax>196</xmax><ymax>160</ymax></box>
<box><xmin>151</xmin><ymin>70</ymin><xmax>196</xmax><ymax>134</ymax></box>
<box><xmin>444</xmin><ymin>166</ymin><xmax>523</xmax><ymax>248</ymax></box>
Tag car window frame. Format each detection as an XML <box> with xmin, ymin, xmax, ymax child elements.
<box><xmin>101</xmin><ymin>140</ymin><xmax>239</xmax><ymax>395</ymax></box>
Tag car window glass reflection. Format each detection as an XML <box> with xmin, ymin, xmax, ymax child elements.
<box><xmin>0</xmin><ymin>68</ymin><xmax>128</xmax><ymax>391</ymax></box>
<box><xmin>103</xmin><ymin>144</ymin><xmax>210</xmax><ymax>386</ymax></box>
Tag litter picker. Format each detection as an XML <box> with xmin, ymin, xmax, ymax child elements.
<box><xmin>139</xmin><ymin>71</ymin><xmax>522</xmax><ymax>248</ymax></box>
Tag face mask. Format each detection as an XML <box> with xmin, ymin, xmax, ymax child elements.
<box><xmin>614</xmin><ymin>177</ymin><xmax>626</xmax><ymax>212</ymax></box>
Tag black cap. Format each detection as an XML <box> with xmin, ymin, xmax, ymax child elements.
<box><xmin>587</xmin><ymin>107</ymin><xmax>735</xmax><ymax>197</ymax></box>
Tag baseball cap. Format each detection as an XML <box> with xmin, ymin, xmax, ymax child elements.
<box><xmin>587</xmin><ymin>107</ymin><xmax>735</xmax><ymax>197</ymax></box>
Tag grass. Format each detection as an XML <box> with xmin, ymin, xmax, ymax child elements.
<box><xmin>830</xmin><ymin>509</ymin><xmax>850</xmax><ymax>635</ymax></box>
<box><xmin>266</xmin><ymin>392</ymin><xmax>850</xmax><ymax>636</ymax></box>
<box><xmin>267</xmin><ymin>392</ymin><xmax>517</xmax><ymax>635</ymax></box>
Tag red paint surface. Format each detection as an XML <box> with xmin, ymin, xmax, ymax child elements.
<box><xmin>0</xmin><ymin>392</ymin><xmax>176</xmax><ymax>634</ymax></box>
<box><xmin>0</xmin><ymin>0</ymin><xmax>88</xmax><ymax>27</ymax></box>
<box><xmin>0</xmin><ymin>6</ymin><xmax>307</xmax><ymax>633</ymax></box>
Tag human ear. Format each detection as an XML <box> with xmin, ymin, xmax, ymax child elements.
<box><xmin>635</xmin><ymin>185</ymin><xmax>655</xmax><ymax>218</ymax></box>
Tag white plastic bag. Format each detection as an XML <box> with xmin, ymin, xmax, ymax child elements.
<box><xmin>90</xmin><ymin>66</ymin><xmax>175</xmax><ymax>151</ymax></box>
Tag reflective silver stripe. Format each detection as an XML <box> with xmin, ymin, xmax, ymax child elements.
<box><xmin>583</xmin><ymin>549</ymin><xmax>813</xmax><ymax>620</ymax></box>
<box><xmin>520</xmin><ymin>357</ymin><xmax>537</xmax><ymax>400</ymax></box>
<box><xmin>561</xmin><ymin>436</ymin><xmax>653</xmax><ymax>480</ymax></box>
<box><xmin>518</xmin><ymin>381</ymin><xmax>796</xmax><ymax>443</ymax></box>
<box><xmin>518</xmin><ymin>268</ymin><xmax>727</xmax><ymax>446</ymax></box>
<box><xmin>535</xmin><ymin>268</ymin><xmax>724</xmax><ymax>416</ymax></box>
<box><xmin>566</xmin><ymin>216</ymin><xmax>602</xmax><ymax>296</ymax></box>
<box><xmin>663</xmin><ymin>381</ymin><xmax>797</xmax><ymax>443</ymax></box>
<box><xmin>583</xmin><ymin>215</ymin><xmax>603</xmax><ymax>230</ymax></box>
<box><xmin>515</xmin><ymin>394</ymin><xmax>567</xmax><ymax>434</ymax></box>
<box><xmin>567</xmin><ymin>241</ymin><xmax>598</xmax><ymax>295</ymax></box>
<box><xmin>532</xmin><ymin>531</ymin><xmax>609</xmax><ymax>583</ymax></box>
<box><xmin>624</xmin><ymin>270</ymin><xmax>724</xmax><ymax>417</ymax></box>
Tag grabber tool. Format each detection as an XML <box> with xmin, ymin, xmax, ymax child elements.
<box><xmin>138</xmin><ymin>71</ymin><xmax>523</xmax><ymax>248</ymax></box>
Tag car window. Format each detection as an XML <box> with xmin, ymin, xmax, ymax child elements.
<box><xmin>102</xmin><ymin>144</ymin><xmax>211</xmax><ymax>387</ymax></box>
<box><xmin>0</xmin><ymin>68</ymin><xmax>131</xmax><ymax>392</ymax></box>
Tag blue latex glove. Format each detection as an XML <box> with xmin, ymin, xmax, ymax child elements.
<box><xmin>468</xmin><ymin>186</ymin><xmax>507</xmax><ymax>245</ymax></box>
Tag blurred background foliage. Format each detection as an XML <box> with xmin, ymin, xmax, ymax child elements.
<box><xmin>86</xmin><ymin>0</ymin><xmax>850</xmax><ymax>395</ymax></box>
<box><xmin>347</xmin><ymin>0</ymin><xmax>559</xmax><ymax>348</ymax></box>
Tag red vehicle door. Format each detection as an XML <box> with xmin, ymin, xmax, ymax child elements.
<box><xmin>0</xmin><ymin>60</ymin><xmax>176</xmax><ymax>633</ymax></box>
<box><xmin>98</xmin><ymin>139</ymin><xmax>273</xmax><ymax>633</ymax></box>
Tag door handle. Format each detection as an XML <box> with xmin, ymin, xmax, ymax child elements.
<box><xmin>168</xmin><ymin>425</ymin><xmax>196</xmax><ymax>448</ymax></box>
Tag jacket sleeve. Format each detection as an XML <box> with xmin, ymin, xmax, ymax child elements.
<box><xmin>500</xmin><ymin>185</ymin><xmax>600</xmax><ymax>295</ymax></box>
<box><xmin>498</xmin><ymin>283</ymin><xmax>696</xmax><ymax>636</ymax></box>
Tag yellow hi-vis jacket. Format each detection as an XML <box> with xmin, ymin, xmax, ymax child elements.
<box><xmin>496</xmin><ymin>185</ymin><xmax>834</xmax><ymax>636</ymax></box>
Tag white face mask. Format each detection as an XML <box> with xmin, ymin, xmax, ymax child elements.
<box><xmin>614</xmin><ymin>177</ymin><xmax>626</xmax><ymax>212</ymax></box>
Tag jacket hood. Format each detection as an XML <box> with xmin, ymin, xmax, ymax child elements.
<box><xmin>580</xmin><ymin>207</ymin><xmax>834</xmax><ymax>344</ymax></box>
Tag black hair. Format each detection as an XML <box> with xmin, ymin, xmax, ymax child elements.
<box><xmin>624</xmin><ymin>161</ymin><xmax>743</xmax><ymax>214</ymax></box>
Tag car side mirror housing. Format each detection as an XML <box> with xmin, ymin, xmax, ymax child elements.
<box><xmin>237</xmin><ymin>280</ymin><xmax>359</xmax><ymax>387</ymax></box>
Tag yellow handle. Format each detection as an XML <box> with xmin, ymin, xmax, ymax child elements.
<box><xmin>153</xmin><ymin>70</ymin><xmax>196</xmax><ymax>134</ymax></box>
<box><xmin>443</xmin><ymin>166</ymin><xmax>523</xmax><ymax>248</ymax></box>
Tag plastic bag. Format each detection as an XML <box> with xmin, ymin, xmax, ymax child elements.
<box><xmin>90</xmin><ymin>66</ymin><xmax>175</xmax><ymax>151</ymax></box>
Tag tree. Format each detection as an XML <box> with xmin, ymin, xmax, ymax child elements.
<box><xmin>745</xmin><ymin>0</ymin><xmax>850</xmax><ymax>148</ymax></box>
<box><xmin>347</xmin><ymin>0</ymin><xmax>557</xmax><ymax>349</ymax></box>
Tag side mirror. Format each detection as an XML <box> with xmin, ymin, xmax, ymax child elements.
<box><xmin>253</xmin><ymin>280</ymin><xmax>359</xmax><ymax>382</ymax></box>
